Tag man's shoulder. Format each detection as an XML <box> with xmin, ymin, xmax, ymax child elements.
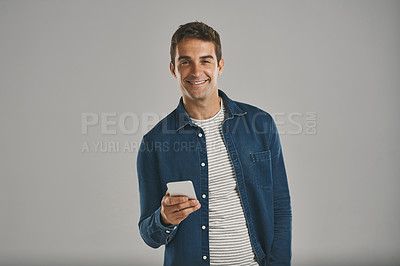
<box><xmin>232</xmin><ymin>99</ymin><xmax>274</xmax><ymax>122</ymax></box>
<box><xmin>141</xmin><ymin>108</ymin><xmax>178</xmax><ymax>141</ymax></box>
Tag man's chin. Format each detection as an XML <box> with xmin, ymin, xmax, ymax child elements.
<box><xmin>182</xmin><ymin>87</ymin><xmax>207</xmax><ymax>100</ymax></box>
<box><xmin>182</xmin><ymin>85</ymin><xmax>218</xmax><ymax>100</ymax></box>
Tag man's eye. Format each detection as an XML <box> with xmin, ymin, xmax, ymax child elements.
<box><xmin>181</xmin><ymin>61</ymin><xmax>189</xmax><ymax>65</ymax></box>
<box><xmin>203</xmin><ymin>60</ymin><xmax>210</xmax><ymax>63</ymax></box>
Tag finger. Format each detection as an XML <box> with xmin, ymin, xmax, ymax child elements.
<box><xmin>172</xmin><ymin>199</ymin><xmax>200</xmax><ymax>212</ymax></box>
<box><xmin>164</xmin><ymin>199</ymin><xmax>199</xmax><ymax>213</ymax></box>
<box><xmin>176</xmin><ymin>204</ymin><xmax>201</xmax><ymax>219</ymax></box>
<box><xmin>166</xmin><ymin>203</ymin><xmax>201</xmax><ymax>224</ymax></box>
<box><xmin>162</xmin><ymin>191</ymin><xmax>170</xmax><ymax>201</ymax></box>
<box><xmin>164</xmin><ymin>195</ymin><xmax>189</xmax><ymax>206</ymax></box>
<box><xmin>161</xmin><ymin>191</ymin><xmax>171</xmax><ymax>203</ymax></box>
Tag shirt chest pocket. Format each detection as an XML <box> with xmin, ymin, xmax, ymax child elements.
<box><xmin>250</xmin><ymin>150</ymin><xmax>273</xmax><ymax>191</ymax></box>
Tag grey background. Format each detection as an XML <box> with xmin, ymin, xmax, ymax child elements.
<box><xmin>1</xmin><ymin>0</ymin><xmax>399</xmax><ymax>265</ymax></box>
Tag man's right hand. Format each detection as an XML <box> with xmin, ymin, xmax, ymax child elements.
<box><xmin>160</xmin><ymin>191</ymin><xmax>201</xmax><ymax>226</ymax></box>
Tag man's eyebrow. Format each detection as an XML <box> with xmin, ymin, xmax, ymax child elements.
<box><xmin>177</xmin><ymin>56</ymin><xmax>191</xmax><ymax>61</ymax></box>
<box><xmin>200</xmin><ymin>55</ymin><xmax>214</xmax><ymax>60</ymax></box>
<box><xmin>177</xmin><ymin>55</ymin><xmax>215</xmax><ymax>61</ymax></box>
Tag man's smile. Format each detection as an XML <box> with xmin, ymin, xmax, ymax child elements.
<box><xmin>186</xmin><ymin>79</ymin><xmax>209</xmax><ymax>85</ymax></box>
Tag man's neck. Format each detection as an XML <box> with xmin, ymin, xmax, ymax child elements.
<box><xmin>183</xmin><ymin>93</ymin><xmax>221</xmax><ymax>120</ymax></box>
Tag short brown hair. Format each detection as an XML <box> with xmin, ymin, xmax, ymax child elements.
<box><xmin>170</xmin><ymin>21</ymin><xmax>222</xmax><ymax>66</ymax></box>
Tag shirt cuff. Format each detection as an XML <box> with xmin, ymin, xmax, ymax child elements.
<box><xmin>154</xmin><ymin>207</ymin><xmax>179</xmax><ymax>235</ymax></box>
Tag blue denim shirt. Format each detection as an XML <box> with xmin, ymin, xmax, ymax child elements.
<box><xmin>137</xmin><ymin>90</ymin><xmax>292</xmax><ymax>266</ymax></box>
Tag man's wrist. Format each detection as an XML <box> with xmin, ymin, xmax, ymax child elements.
<box><xmin>160</xmin><ymin>212</ymin><xmax>172</xmax><ymax>226</ymax></box>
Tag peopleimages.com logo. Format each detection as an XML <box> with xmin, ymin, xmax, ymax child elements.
<box><xmin>80</xmin><ymin>112</ymin><xmax>317</xmax><ymax>153</ymax></box>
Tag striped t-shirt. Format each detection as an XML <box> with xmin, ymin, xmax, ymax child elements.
<box><xmin>191</xmin><ymin>98</ymin><xmax>258</xmax><ymax>266</ymax></box>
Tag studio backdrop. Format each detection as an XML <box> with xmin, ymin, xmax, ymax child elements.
<box><xmin>0</xmin><ymin>1</ymin><xmax>399</xmax><ymax>265</ymax></box>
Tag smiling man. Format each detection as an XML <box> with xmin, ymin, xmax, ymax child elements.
<box><xmin>171</xmin><ymin>37</ymin><xmax>223</xmax><ymax>120</ymax></box>
<box><xmin>137</xmin><ymin>22</ymin><xmax>292</xmax><ymax>266</ymax></box>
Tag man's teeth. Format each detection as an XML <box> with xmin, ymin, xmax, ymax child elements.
<box><xmin>187</xmin><ymin>80</ymin><xmax>207</xmax><ymax>84</ymax></box>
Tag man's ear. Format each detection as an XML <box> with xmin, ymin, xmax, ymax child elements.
<box><xmin>217</xmin><ymin>58</ymin><xmax>225</xmax><ymax>75</ymax></box>
<box><xmin>170</xmin><ymin>61</ymin><xmax>177</xmax><ymax>78</ymax></box>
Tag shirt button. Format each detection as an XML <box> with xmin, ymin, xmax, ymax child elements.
<box><xmin>198</xmin><ymin>133</ymin><xmax>203</xmax><ymax>138</ymax></box>
<box><xmin>166</xmin><ymin>230</ymin><xmax>170</xmax><ymax>233</ymax></box>
<box><xmin>201</xmin><ymin>162</ymin><xmax>205</xmax><ymax>167</ymax></box>
<box><xmin>173</xmin><ymin>226</ymin><xmax>177</xmax><ymax>230</ymax></box>
<box><xmin>202</xmin><ymin>194</ymin><xmax>207</xmax><ymax>199</ymax></box>
<box><xmin>202</xmin><ymin>225</ymin><xmax>206</xmax><ymax>230</ymax></box>
<box><xmin>203</xmin><ymin>256</ymin><xmax>207</xmax><ymax>260</ymax></box>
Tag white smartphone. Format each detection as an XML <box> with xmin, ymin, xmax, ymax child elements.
<box><xmin>166</xmin><ymin>180</ymin><xmax>197</xmax><ymax>200</ymax></box>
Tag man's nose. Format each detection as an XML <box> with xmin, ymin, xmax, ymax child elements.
<box><xmin>190</xmin><ymin>63</ymin><xmax>202</xmax><ymax>77</ymax></box>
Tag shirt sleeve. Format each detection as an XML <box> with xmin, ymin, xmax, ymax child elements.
<box><xmin>268</xmin><ymin>115</ymin><xmax>292</xmax><ymax>265</ymax></box>
<box><xmin>137</xmin><ymin>137</ymin><xmax>179</xmax><ymax>248</ymax></box>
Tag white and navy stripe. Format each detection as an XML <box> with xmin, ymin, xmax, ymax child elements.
<box><xmin>191</xmin><ymin>98</ymin><xmax>258</xmax><ymax>266</ymax></box>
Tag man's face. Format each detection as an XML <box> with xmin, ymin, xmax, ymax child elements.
<box><xmin>170</xmin><ymin>38</ymin><xmax>224</xmax><ymax>103</ymax></box>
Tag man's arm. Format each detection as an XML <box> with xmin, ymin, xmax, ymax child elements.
<box><xmin>269</xmin><ymin>116</ymin><xmax>292</xmax><ymax>265</ymax></box>
<box><xmin>137</xmin><ymin>137</ymin><xmax>179</xmax><ymax>248</ymax></box>
<box><xmin>137</xmin><ymin>137</ymin><xmax>201</xmax><ymax>248</ymax></box>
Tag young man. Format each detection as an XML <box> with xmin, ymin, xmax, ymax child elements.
<box><xmin>137</xmin><ymin>22</ymin><xmax>292</xmax><ymax>266</ymax></box>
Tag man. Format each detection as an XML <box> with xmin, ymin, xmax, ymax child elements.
<box><xmin>137</xmin><ymin>21</ymin><xmax>292</xmax><ymax>266</ymax></box>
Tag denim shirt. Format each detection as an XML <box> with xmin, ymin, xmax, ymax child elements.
<box><xmin>137</xmin><ymin>89</ymin><xmax>292</xmax><ymax>266</ymax></box>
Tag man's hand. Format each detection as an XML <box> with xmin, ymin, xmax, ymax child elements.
<box><xmin>160</xmin><ymin>191</ymin><xmax>201</xmax><ymax>225</ymax></box>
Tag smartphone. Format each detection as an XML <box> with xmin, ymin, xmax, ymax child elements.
<box><xmin>166</xmin><ymin>180</ymin><xmax>197</xmax><ymax>200</ymax></box>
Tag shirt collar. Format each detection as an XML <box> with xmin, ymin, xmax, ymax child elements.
<box><xmin>175</xmin><ymin>89</ymin><xmax>247</xmax><ymax>131</ymax></box>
